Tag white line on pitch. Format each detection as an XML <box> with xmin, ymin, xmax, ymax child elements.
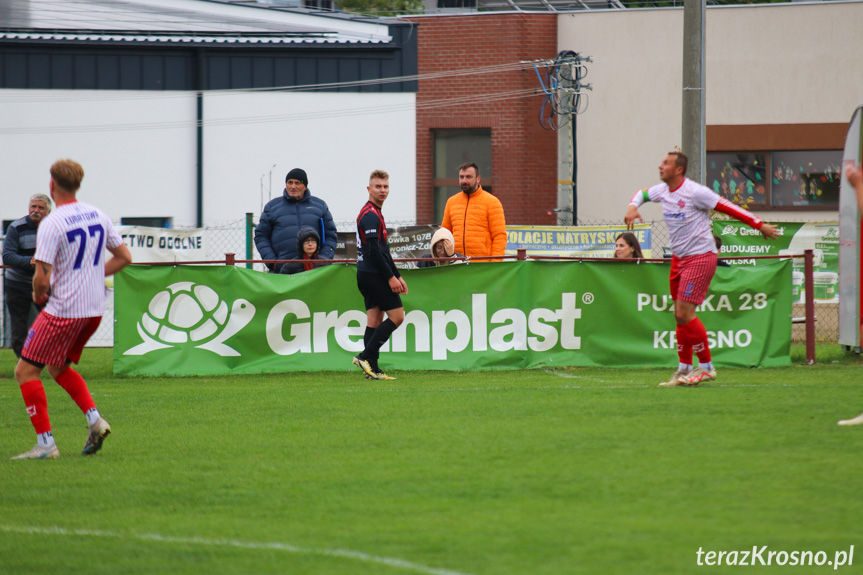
<box><xmin>0</xmin><ymin>525</ymin><xmax>473</xmax><ymax>575</ymax></box>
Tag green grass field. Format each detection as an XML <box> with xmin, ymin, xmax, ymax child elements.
<box><xmin>1</xmin><ymin>347</ymin><xmax>862</xmax><ymax>574</ymax></box>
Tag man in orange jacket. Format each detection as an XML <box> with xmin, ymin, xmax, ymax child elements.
<box><xmin>440</xmin><ymin>162</ymin><xmax>507</xmax><ymax>261</ymax></box>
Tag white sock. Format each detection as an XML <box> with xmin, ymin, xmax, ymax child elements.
<box><xmin>86</xmin><ymin>407</ymin><xmax>101</xmax><ymax>427</ymax></box>
<box><xmin>702</xmin><ymin>361</ymin><xmax>714</xmax><ymax>372</ymax></box>
<box><xmin>678</xmin><ymin>363</ymin><xmax>692</xmax><ymax>373</ymax></box>
<box><xmin>38</xmin><ymin>431</ymin><xmax>55</xmax><ymax>448</ymax></box>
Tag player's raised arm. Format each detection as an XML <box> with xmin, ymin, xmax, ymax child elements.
<box><xmin>758</xmin><ymin>223</ymin><xmax>779</xmax><ymax>239</ymax></box>
<box><xmin>712</xmin><ymin>197</ymin><xmax>778</xmax><ymax>240</ymax></box>
<box><xmin>625</xmin><ymin>189</ymin><xmax>648</xmax><ymax>229</ymax></box>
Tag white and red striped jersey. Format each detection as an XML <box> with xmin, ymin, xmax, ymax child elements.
<box><xmin>34</xmin><ymin>201</ymin><xmax>123</xmax><ymax>318</ymax></box>
<box><xmin>630</xmin><ymin>178</ymin><xmax>762</xmax><ymax>258</ymax></box>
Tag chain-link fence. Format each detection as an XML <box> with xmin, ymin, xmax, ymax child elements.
<box><xmin>0</xmin><ymin>216</ymin><xmax>841</xmax><ymax>349</ymax></box>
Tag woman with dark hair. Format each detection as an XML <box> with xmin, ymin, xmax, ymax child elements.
<box><xmin>614</xmin><ymin>232</ymin><xmax>644</xmax><ymax>260</ymax></box>
<box><xmin>279</xmin><ymin>227</ymin><xmax>330</xmax><ymax>274</ymax></box>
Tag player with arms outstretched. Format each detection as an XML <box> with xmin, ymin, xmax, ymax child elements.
<box><xmin>625</xmin><ymin>151</ymin><xmax>778</xmax><ymax>387</ymax></box>
<box><xmin>12</xmin><ymin>159</ymin><xmax>132</xmax><ymax>459</ymax></box>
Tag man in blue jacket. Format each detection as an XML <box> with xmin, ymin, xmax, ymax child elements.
<box><xmin>255</xmin><ymin>168</ymin><xmax>338</xmax><ymax>272</ymax></box>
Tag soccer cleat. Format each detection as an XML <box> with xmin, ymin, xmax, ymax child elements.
<box><xmin>12</xmin><ymin>443</ymin><xmax>60</xmax><ymax>460</ymax></box>
<box><xmin>82</xmin><ymin>417</ymin><xmax>111</xmax><ymax>455</ymax></box>
<box><xmin>683</xmin><ymin>367</ymin><xmax>717</xmax><ymax>386</ymax></box>
<box><xmin>658</xmin><ymin>370</ymin><xmax>689</xmax><ymax>387</ymax></box>
<box><xmin>368</xmin><ymin>360</ymin><xmax>397</xmax><ymax>381</ymax></box>
<box><xmin>353</xmin><ymin>355</ymin><xmax>379</xmax><ymax>379</ymax></box>
<box><xmin>838</xmin><ymin>413</ymin><xmax>863</xmax><ymax>426</ymax></box>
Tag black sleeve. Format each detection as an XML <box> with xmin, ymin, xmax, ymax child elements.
<box><xmin>417</xmin><ymin>254</ymin><xmax>435</xmax><ymax>268</ymax></box>
<box><xmin>279</xmin><ymin>261</ymin><xmax>303</xmax><ymax>275</ymax></box>
<box><xmin>365</xmin><ymin>237</ymin><xmax>397</xmax><ymax>279</ymax></box>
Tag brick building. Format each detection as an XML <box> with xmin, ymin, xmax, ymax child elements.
<box><xmin>404</xmin><ymin>13</ymin><xmax>558</xmax><ymax>225</ymax></box>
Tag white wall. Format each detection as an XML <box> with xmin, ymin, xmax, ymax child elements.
<box><xmin>0</xmin><ymin>89</ymin><xmax>417</xmax><ymax>229</ymax></box>
<box><xmin>558</xmin><ymin>1</ymin><xmax>863</xmax><ymax>223</ymax></box>
<box><xmin>0</xmin><ymin>89</ymin><xmax>198</xmax><ymax>225</ymax></box>
<box><xmin>203</xmin><ymin>91</ymin><xmax>417</xmax><ymax>227</ymax></box>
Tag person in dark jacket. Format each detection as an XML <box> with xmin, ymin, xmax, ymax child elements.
<box><xmin>255</xmin><ymin>168</ymin><xmax>338</xmax><ymax>272</ymax></box>
<box><xmin>3</xmin><ymin>194</ymin><xmax>52</xmax><ymax>358</ymax></box>
<box><xmin>279</xmin><ymin>227</ymin><xmax>330</xmax><ymax>274</ymax></box>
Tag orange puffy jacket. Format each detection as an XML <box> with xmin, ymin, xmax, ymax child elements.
<box><xmin>441</xmin><ymin>186</ymin><xmax>507</xmax><ymax>260</ymax></box>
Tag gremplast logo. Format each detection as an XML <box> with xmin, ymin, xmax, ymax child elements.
<box><xmin>124</xmin><ymin>281</ymin><xmax>255</xmax><ymax>356</ymax></box>
<box><xmin>720</xmin><ymin>225</ymin><xmax>739</xmax><ymax>236</ymax></box>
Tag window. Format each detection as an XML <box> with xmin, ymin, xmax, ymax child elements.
<box><xmin>437</xmin><ymin>0</ymin><xmax>477</xmax><ymax>7</ymax></box>
<box><xmin>433</xmin><ymin>129</ymin><xmax>492</xmax><ymax>223</ymax></box>
<box><xmin>121</xmin><ymin>217</ymin><xmax>173</xmax><ymax>229</ymax></box>
<box><xmin>706</xmin><ymin>153</ymin><xmax>768</xmax><ymax>209</ymax></box>
<box><xmin>706</xmin><ymin>150</ymin><xmax>841</xmax><ymax>209</ymax></box>
<box><xmin>303</xmin><ymin>0</ymin><xmax>333</xmax><ymax>9</ymax></box>
<box><xmin>770</xmin><ymin>151</ymin><xmax>842</xmax><ymax>208</ymax></box>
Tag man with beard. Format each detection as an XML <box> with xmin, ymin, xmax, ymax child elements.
<box><xmin>440</xmin><ymin>163</ymin><xmax>507</xmax><ymax>261</ymax></box>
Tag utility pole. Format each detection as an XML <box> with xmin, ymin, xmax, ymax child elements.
<box><xmin>682</xmin><ymin>0</ymin><xmax>705</xmax><ymax>183</ymax></box>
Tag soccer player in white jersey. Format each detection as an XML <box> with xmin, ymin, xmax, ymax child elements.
<box><xmin>625</xmin><ymin>151</ymin><xmax>778</xmax><ymax>387</ymax></box>
<box><xmin>11</xmin><ymin>159</ymin><xmax>132</xmax><ymax>460</ymax></box>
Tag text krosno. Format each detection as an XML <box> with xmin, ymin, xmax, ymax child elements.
<box><xmin>696</xmin><ymin>546</ymin><xmax>854</xmax><ymax>569</ymax></box>
<box><xmin>266</xmin><ymin>293</ymin><xmax>581</xmax><ymax>360</ymax></box>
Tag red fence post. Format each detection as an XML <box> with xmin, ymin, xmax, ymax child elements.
<box><xmin>225</xmin><ymin>253</ymin><xmax>235</xmax><ymax>266</ymax></box>
<box><xmin>804</xmin><ymin>249</ymin><xmax>816</xmax><ymax>365</ymax></box>
<box><xmin>517</xmin><ymin>248</ymin><xmax>527</xmax><ymax>261</ymax></box>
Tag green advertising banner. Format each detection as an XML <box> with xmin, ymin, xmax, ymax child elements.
<box><xmin>114</xmin><ymin>261</ymin><xmax>792</xmax><ymax>376</ymax></box>
<box><xmin>713</xmin><ymin>220</ymin><xmax>839</xmax><ymax>304</ymax></box>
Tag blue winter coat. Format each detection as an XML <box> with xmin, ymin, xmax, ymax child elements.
<box><xmin>255</xmin><ymin>188</ymin><xmax>338</xmax><ymax>272</ymax></box>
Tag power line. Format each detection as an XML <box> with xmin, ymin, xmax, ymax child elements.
<box><xmin>0</xmin><ymin>88</ymin><xmax>541</xmax><ymax>134</ymax></box>
<box><xmin>0</xmin><ymin>60</ymin><xmax>549</xmax><ymax>104</ymax></box>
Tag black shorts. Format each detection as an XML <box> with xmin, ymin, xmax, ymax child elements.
<box><xmin>357</xmin><ymin>271</ymin><xmax>403</xmax><ymax>312</ymax></box>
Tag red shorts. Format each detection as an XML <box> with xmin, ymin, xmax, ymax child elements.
<box><xmin>22</xmin><ymin>313</ymin><xmax>102</xmax><ymax>368</ymax></box>
<box><xmin>669</xmin><ymin>252</ymin><xmax>717</xmax><ymax>305</ymax></box>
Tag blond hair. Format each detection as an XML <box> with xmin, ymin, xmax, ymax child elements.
<box><xmin>50</xmin><ymin>159</ymin><xmax>84</xmax><ymax>192</ymax></box>
<box><xmin>369</xmin><ymin>169</ymin><xmax>389</xmax><ymax>184</ymax></box>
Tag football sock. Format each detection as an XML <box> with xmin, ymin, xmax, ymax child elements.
<box><xmin>20</xmin><ymin>380</ymin><xmax>52</xmax><ymax>435</ymax></box>
<box><xmin>365</xmin><ymin>319</ymin><xmax>397</xmax><ymax>358</ymax></box>
<box><xmin>38</xmin><ymin>431</ymin><xmax>56</xmax><ymax>448</ymax></box>
<box><xmin>701</xmin><ymin>361</ymin><xmax>715</xmax><ymax>372</ymax></box>
<box><xmin>85</xmin><ymin>407</ymin><xmax>102</xmax><ymax>427</ymax></box>
<box><xmin>363</xmin><ymin>326</ymin><xmax>378</xmax><ymax>362</ymax></box>
<box><xmin>678</xmin><ymin>363</ymin><xmax>693</xmax><ymax>373</ymax></box>
<box><xmin>55</xmin><ymin>368</ymin><xmax>96</xmax><ymax>414</ymax></box>
<box><xmin>684</xmin><ymin>317</ymin><xmax>712</xmax><ymax>363</ymax></box>
<box><xmin>675</xmin><ymin>325</ymin><xmax>693</xmax><ymax>366</ymax></box>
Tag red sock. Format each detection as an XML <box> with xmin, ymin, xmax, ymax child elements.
<box><xmin>55</xmin><ymin>368</ymin><xmax>96</xmax><ymax>414</ymax></box>
<box><xmin>675</xmin><ymin>325</ymin><xmax>692</xmax><ymax>365</ymax></box>
<box><xmin>684</xmin><ymin>317</ymin><xmax>711</xmax><ymax>363</ymax></box>
<box><xmin>20</xmin><ymin>380</ymin><xmax>52</xmax><ymax>434</ymax></box>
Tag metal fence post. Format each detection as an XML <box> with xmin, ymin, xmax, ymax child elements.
<box><xmin>245</xmin><ymin>213</ymin><xmax>254</xmax><ymax>269</ymax></box>
<box><xmin>225</xmin><ymin>253</ymin><xmax>235</xmax><ymax>266</ymax></box>
<box><xmin>804</xmin><ymin>249</ymin><xmax>816</xmax><ymax>365</ymax></box>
